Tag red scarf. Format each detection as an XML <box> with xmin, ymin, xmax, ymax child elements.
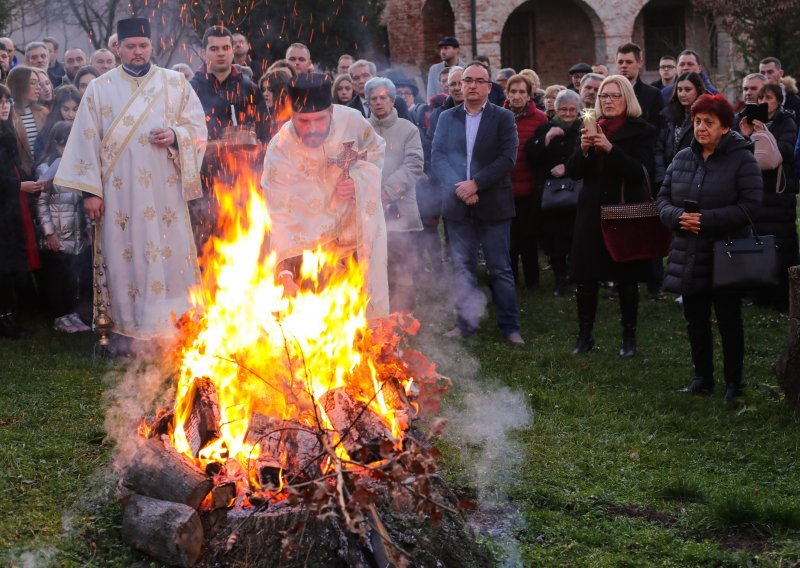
<box><xmin>595</xmin><ymin>116</ymin><xmax>627</xmax><ymax>168</ymax></box>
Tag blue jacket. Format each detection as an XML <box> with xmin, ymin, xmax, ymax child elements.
<box><xmin>431</xmin><ymin>102</ymin><xmax>518</xmax><ymax>222</ymax></box>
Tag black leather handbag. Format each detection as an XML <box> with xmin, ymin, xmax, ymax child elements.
<box><xmin>713</xmin><ymin>210</ymin><xmax>779</xmax><ymax>291</ymax></box>
<box><xmin>541</xmin><ymin>178</ymin><xmax>581</xmax><ymax>210</ymax></box>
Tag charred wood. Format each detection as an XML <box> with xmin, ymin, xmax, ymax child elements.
<box><xmin>183</xmin><ymin>377</ymin><xmax>221</xmax><ymax>457</ymax></box>
<box><xmin>321</xmin><ymin>388</ymin><xmax>393</xmax><ymax>462</ymax></box>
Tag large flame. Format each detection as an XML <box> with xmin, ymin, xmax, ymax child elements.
<box><xmin>169</xmin><ymin>161</ymin><xmax>411</xmax><ymax>483</ymax></box>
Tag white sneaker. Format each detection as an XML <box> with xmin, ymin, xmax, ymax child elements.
<box><xmin>67</xmin><ymin>313</ymin><xmax>91</xmax><ymax>332</ymax></box>
<box><xmin>54</xmin><ymin>315</ymin><xmax>78</xmax><ymax>333</ymax></box>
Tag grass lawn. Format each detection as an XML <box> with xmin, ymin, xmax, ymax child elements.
<box><xmin>1</xmin><ymin>277</ymin><xmax>799</xmax><ymax>567</ymax></box>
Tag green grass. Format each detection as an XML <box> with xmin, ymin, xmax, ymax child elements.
<box><xmin>1</xmin><ymin>274</ymin><xmax>799</xmax><ymax>566</ymax></box>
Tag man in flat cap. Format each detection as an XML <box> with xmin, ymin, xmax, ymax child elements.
<box><xmin>426</xmin><ymin>36</ymin><xmax>466</xmax><ymax>99</ymax></box>
<box><xmin>568</xmin><ymin>62</ymin><xmax>593</xmax><ymax>92</ymax></box>
<box><xmin>56</xmin><ymin>17</ymin><xmax>207</xmax><ymax>344</ymax></box>
<box><xmin>261</xmin><ymin>72</ymin><xmax>389</xmax><ymax>318</ymax></box>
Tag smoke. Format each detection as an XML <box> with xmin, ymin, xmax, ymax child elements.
<box><xmin>418</xmin><ymin>316</ymin><xmax>532</xmax><ymax>567</ymax></box>
<box><xmin>448</xmin><ymin>383</ymin><xmax>531</xmax><ymax>567</ymax></box>
<box><xmin>102</xmin><ymin>348</ymin><xmax>177</xmax><ymax>473</ymax></box>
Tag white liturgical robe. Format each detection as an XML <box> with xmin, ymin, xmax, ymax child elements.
<box><xmin>261</xmin><ymin>104</ymin><xmax>389</xmax><ymax>319</ymax></box>
<box><xmin>55</xmin><ymin>66</ymin><xmax>207</xmax><ymax>339</ymax></box>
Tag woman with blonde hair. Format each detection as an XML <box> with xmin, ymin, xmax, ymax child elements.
<box><xmin>566</xmin><ymin>75</ymin><xmax>656</xmax><ymax>357</ymax></box>
<box><xmin>332</xmin><ymin>73</ymin><xmax>355</xmax><ymax>105</ymax></box>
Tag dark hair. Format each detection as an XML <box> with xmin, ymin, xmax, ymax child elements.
<box><xmin>43</xmin><ymin>37</ymin><xmax>59</xmax><ymax>51</ymax></box>
<box><xmin>202</xmin><ymin>25</ymin><xmax>233</xmax><ymax>48</ymax></box>
<box><xmin>667</xmin><ymin>72</ymin><xmax>706</xmax><ymax>121</ymax></box>
<box><xmin>679</xmin><ymin>49</ymin><xmax>702</xmax><ymax>66</ymax></box>
<box><xmin>691</xmin><ymin>94</ymin><xmax>734</xmax><ymax>129</ymax></box>
<box><xmin>267</xmin><ymin>59</ymin><xmax>295</xmax><ymax>77</ymax></box>
<box><xmin>36</xmin><ymin>121</ymin><xmax>72</xmax><ymax>171</ymax></box>
<box><xmin>74</xmin><ymin>66</ymin><xmax>100</xmax><ymax>88</ymax></box>
<box><xmin>617</xmin><ymin>42</ymin><xmax>642</xmax><ymax>61</ymax></box>
<box><xmin>759</xmin><ymin>56</ymin><xmax>781</xmax><ymax>69</ymax></box>
<box><xmin>758</xmin><ymin>83</ymin><xmax>784</xmax><ymax>106</ymax></box>
<box><xmin>260</xmin><ymin>70</ymin><xmax>291</xmax><ymax>107</ymax></box>
<box><xmin>474</xmin><ymin>55</ymin><xmax>491</xmax><ymax>72</ymax></box>
<box><xmin>0</xmin><ymin>83</ymin><xmax>10</xmax><ymax>100</ymax></box>
<box><xmin>39</xmin><ymin>85</ymin><xmax>81</xmax><ymax>137</ymax></box>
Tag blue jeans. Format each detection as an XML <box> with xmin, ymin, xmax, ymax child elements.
<box><xmin>445</xmin><ymin>217</ymin><xmax>519</xmax><ymax>335</ymax></box>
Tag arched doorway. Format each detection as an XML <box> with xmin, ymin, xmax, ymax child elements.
<box><xmin>421</xmin><ymin>0</ymin><xmax>455</xmax><ymax>70</ymax></box>
<box><xmin>501</xmin><ymin>0</ymin><xmax>597</xmax><ymax>86</ymax></box>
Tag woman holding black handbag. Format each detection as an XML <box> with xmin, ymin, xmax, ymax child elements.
<box><xmin>657</xmin><ymin>94</ymin><xmax>763</xmax><ymax>405</ymax></box>
<box><xmin>527</xmin><ymin>88</ymin><xmax>582</xmax><ymax>296</ymax></box>
<box><xmin>565</xmin><ymin>75</ymin><xmax>656</xmax><ymax>357</ymax></box>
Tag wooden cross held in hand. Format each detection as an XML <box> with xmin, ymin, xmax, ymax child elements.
<box><xmin>328</xmin><ymin>140</ymin><xmax>367</xmax><ymax>179</ymax></box>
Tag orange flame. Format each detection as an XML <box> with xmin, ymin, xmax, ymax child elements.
<box><xmin>169</xmin><ymin>163</ymin><xmax>412</xmax><ymax>487</ymax></box>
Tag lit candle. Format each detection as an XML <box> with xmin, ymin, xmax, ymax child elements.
<box><xmin>581</xmin><ymin>108</ymin><xmax>597</xmax><ymax>135</ymax></box>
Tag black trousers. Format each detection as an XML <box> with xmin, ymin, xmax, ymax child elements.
<box><xmin>682</xmin><ymin>291</ymin><xmax>743</xmax><ymax>385</ymax></box>
<box><xmin>40</xmin><ymin>248</ymin><xmax>91</xmax><ymax>318</ymax></box>
<box><xmin>510</xmin><ymin>195</ymin><xmax>539</xmax><ymax>288</ymax></box>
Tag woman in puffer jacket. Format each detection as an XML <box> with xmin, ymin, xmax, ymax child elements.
<box><xmin>657</xmin><ymin>95</ymin><xmax>763</xmax><ymax>406</ymax></box>
<box><xmin>35</xmin><ymin>121</ymin><xmax>92</xmax><ymax>333</ymax></box>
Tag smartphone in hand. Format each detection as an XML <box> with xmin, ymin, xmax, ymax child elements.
<box><xmin>683</xmin><ymin>199</ymin><xmax>700</xmax><ymax>213</ymax></box>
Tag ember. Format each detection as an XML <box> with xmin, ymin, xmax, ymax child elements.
<box><xmin>119</xmin><ymin>170</ymin><xmax>488</xmax><ymax>566</ymax></box>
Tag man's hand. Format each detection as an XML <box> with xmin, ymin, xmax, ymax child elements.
<box><xmin>679</xmin><ymin>212</ymin><xmax>701</xmax><ymax>234</ymax></box>
<box><xmin>455</xmin><ymin>179</ymin><xmax>478</xmax><ymax>203</ymax></box>
<box><xmin>20</xmin><ymin>180</ymin><xmax>44</xmax><ymax>193</ymax></box>
<box><xmin>335</xmin><ymin>176</ymin><xmax>356</xmax><ymax>201</ymax></box>
<box><xmin>464</xmin><ymin>194</ymin><xmax>479</xmax><ymax>206</ymax></box>
<box><xmin>149</xmin><ymin>128</ymin><xmax>176</xmax><ymax>147</ymax></box>
<box><xmin>84</xmin><ymin>196</ymin><xmax>105</xmax><ymax>220</ymax></box>
<box><xmin>279</xmin><ymin>272</ymin><xmax>299</xmax><ymax>297</ymax></box>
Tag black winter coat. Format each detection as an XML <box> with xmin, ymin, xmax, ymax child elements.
<box><xmin>0</xmin><ymin>126</ymin><xmax>28</xmax><ymax>275</ymax></box>
<box><xmin>755</xmin><ymin>109</ymin><xmax>799</xmax><ymax>271</ymax></box>
<box><xmin>654</xmin><ymin>104</ymin><xmax>693</xmax><ymax>187</ymax></box>
<box><xmin>565</xmin><ymin>116</ymin><xmax>656</xmax><ymax>282</ymax></box>
<box><xmin>527</xmin><ymin>120</ymin><xmax>581</xmax><ymax>250</ymax></box>
<box><xmin>657</xmin><ymin>132</ymin><xmax>763</xmax><ymax>295</ymax></box>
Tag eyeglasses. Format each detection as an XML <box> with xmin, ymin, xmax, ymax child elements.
<box><xmin>659</xmin><ymin>64</ymin><xmax>676</xmax><ymax>70</ymax></box>
<box><xmin>598</xmin><ymin>93</ymin><xmax>623</xmax><ymax>100</ymax></box>
<box><xmin>461</xmin><ymin>78</ymin><xmax>489</xmax><ymax>85</ymax></box>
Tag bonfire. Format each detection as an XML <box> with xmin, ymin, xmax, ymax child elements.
<box><xmin>116</xmin><ymin>166</ymin><xmax>488</xmax><ymax>567</ymax></box>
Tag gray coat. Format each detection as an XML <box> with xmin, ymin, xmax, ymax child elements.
<box><xmin>369</xmin><ymin>109</ymin><xmax>424</xmax><ymax>232</ymax></box>
<box><xmin>657</xmin><ymin>132</ymin><xmax>763</xmax><ymax>295</ymax></box>
<box><xmin>35</xmin><ymin>163</ymin><xmax>89</xmax><ymax>255</ymax></box>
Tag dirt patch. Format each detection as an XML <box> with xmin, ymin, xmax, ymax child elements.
<box><xmin>695</xmin><ymin>528</ymin><xmax>775</xmax><ymax>555</ymax></box>
<box><xmin>0</xmin><ymin>417</ymin><xmax>20</xmax><ymax>427</ymax></box>
<box><xmin>601</xmin><ymin>502</ymin><xmax>677</xmax><ymax>528</ymax></box>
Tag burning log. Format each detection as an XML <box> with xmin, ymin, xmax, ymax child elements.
<box><xmin>245</xmin><ymin>413</ymin><xmax>323</xmax><ymax>485</ymax></box>
<box><xmin>209</xmin><ymin>482</ymin><xmax>236</xmax><ymax>510</ymax></box>
<box><xmin>121</xmin><ymin>494</ymin><xmax>204</xmax><ymax>567</ymax></box>
<box><xmin>123</xmin><ymin>438</ymin><xmax>213</xmax><ymax>509</ymax></box>
<box><xmin>183</xmin><ymin>377</ymin><xmax>221</xmax><ymax>457</ymax></box>
<box><xmin>321</xmin><ymin>387</ymin><xmax>393</xmax><ymax>461</ymax></box>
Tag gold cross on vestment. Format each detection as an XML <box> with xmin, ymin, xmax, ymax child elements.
<box><xmin>328</xmin><ymin>140</ymin><xmax>367</xmax><ymax>179</ymax></box>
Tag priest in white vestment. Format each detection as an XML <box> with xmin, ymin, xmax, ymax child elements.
<box><xmin>55</xmin><ymin>18</ymin><xmax>207</xmax><ymax>340</ymax></box>
<box><xmin>261</xmin><ymin>72</ymin><xmax>389</xmax><ymax>319</ymax></box>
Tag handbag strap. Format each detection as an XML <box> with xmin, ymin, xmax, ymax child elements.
<box><xmin>725</xmin><ymin>205</ymin><xmax>763</xmax><ymax>245</ymax></box>
<box><xmin>618</xmin><ymin>165</ymin><xmax>653</xmax><ymax>205</ymax></box>
<box><xmin>776</xmin><ymin>163</ymin><xmax>785</xmax><ymax>194</ymax></box>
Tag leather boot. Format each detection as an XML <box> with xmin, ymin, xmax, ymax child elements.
<box><xmin>618</xmin><ymin>283</ymin><xmax>638</xmax><ymax>358</ymax></box>
<box><xmin>572</xmin><ymin>283</ymin><xmax>597</xmax><ymax>354</ymax></box>
<box><xmin>0</xmin><ymin>312</ymin><xmax>26</xmax><ymax>339</ymax></box>
<box><xmin>723</xmin><ymin>381</ymin><xmax>743</xmax><ymax>406</ymax></box>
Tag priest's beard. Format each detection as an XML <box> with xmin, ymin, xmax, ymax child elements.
<box><xmin>300</xmin><ymin>123</ymin><xmax>332</xmax><ymax>148</ymax></box>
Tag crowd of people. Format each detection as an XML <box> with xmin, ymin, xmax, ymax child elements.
<box><xmin>1</xmin><ymin>22</ymin><xmax>798</xmax><ymax>403</ymax></box>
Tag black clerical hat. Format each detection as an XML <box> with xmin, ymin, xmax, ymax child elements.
<box><xmin>117</xmin><ymin>18</ymin><xmax>151</xmax><ymax>41</ymax></box>
<box><xmin>288</xmin><ymin>72</ymin><xmax>333</xmax><ymax>114</ymax></box>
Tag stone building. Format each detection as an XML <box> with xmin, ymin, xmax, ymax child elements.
<box><xmin>385</xmin><ymin>0</ymin><xmax>734</xmax><ymax>96</ymax></box>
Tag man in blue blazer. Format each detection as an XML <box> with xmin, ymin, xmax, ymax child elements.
<box><xmin>431</xmin><ymin>61</ymin><xmax>524</xmax><ymax>344</ymax></box>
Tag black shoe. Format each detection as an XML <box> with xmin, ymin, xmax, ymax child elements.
<box><xmin>723</xmin><ymin>384</ymin><xmax>743</xmax><ymax>406</ymax></box>
<box><xmin>571</xmin><ymin>336</ymin><xmax>594</xmax><ymax>355</ymax></box>
<box><xmin>679</xmin><ymin>377</ymin><xmax>714</xmax><ymax>394</ymax></box>
<box><xmin>0</xmin><ymin>313</ymin><xmax>27</xmax><ymax>339</ymax></box>
<box><xmin>618</xmin><ymin>336</ymin><xmax>636</xmax><ymax>358</ymax></box>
